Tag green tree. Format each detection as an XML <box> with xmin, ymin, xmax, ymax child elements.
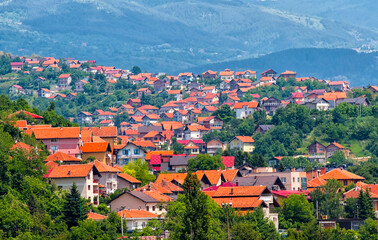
<box><xmin>131</xmin><ymin>66</ymin><xmax>142</xmax><ymax>75</ymax></box>
<box><xmin>357</xmin><ymin>188</ymin><xmax>375</xmax><ymax>219</ymax></box>
<box><xmin>187</xmin><ymin>154</ymin><xmax>225</xmax><ymax>171</ymax></box>
<box><xmin>358</xmin><ymin>218</ymin><xmax>377</xmax><ymax>240</ymax></box>
<box><xmin>165</xmin><ymin>172</ymin><xmax>224</xmax><ymax>239</ymax></box>
<box><xmin>230</xmin><ymin>221</ymin><xmax>262</xmax><ymax>240</ymax></box>
<box><xmin>212</xmin><ymin>104</ymin><xmax>235</xmax><ymax>123</ymax></box>
<box><xmin>122</xmin><ymin>159</ymin><xmax>156</xmax><ymax>185</ymax></box>
<box><xmin>114</xmin><ymin>112</ymin><xmax>129</xmax><ymax>127</ymax></box>
<box><xmin>344</xmin><ymin>197</ymin><xmax>358</xmax><ymax>218</ymax></box>
<box><xmin>63</xmin><ymin>183</ymin><xmax>89</xmax><ymax>228</ymax></box>
<box><xmin>279</xmin><ymin>194</ymin><xmax>315</xmax><ymax>229</ymax></box>
<box><xmin>329</xmin><ymin>151</ymin><xmax>347</xmax><ymax>166</ymax></box>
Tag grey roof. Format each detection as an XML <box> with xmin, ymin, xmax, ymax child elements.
<box><xmin>301</xmin><ymin>98</ymin><xmax>329</xmax><ymax>104</ymax></box>
<box><xmin>160</xmin><ymin>162</ymin><xmax>169</xmax><ymax>172</ymax></box>
<box><xmin>170</xmin><ymin>155</ymin><xmax>196</xmax><ymax>166</ymax></box>
<box><xmin>337</xmin><ymin>97</ymin><xmax>367</xmax><ymax>105</ymax></box>
<box><xmin>258</xmin><ymin>125</ymin><xmax>274</xmax><ymax>131</ymax></box>
<box><xmin>129</xmin><ymin>191</ymin><xmax>159</xmax><ymax>203</ymax></box>
<box><xmin>233</xmin><ymin>176</ymin><xmax>286</xmax><ymax>190</ymax></box>
<box><xmin>138</xmin><ymin>126</ymin><xmax>163</xmax><ymax>134</ymax></box>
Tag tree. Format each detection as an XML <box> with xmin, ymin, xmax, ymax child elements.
<box><xmin>114</xmin><ymin>112</ymin><xmax>129</xmax><ymax>127</ymax></box>
<box><xmin>358</xmin><ymin>218</ymin><xmax>377</xmax><ymax>240</ymax></box>
<box><xmin>279</xmin><ymin>194</ymin><xmax>315</xmax><ymax>229</ymax></box>
<box><xmin>187</xmin><ymin>154</ymin><xmax>225</xmax><ymax>171</ymax></box>
<box><xmin>230</xmin><ymin>222</ymin><xmax>262</xmax><ymax>240</ymax></box>
<box><xmin>131</xmin><ymin>66</ymin><xmax>142</xmax><ymax>75</ymax></box>
<box><xmin>212</xmin><ymin>104</ymin><xmax>235</xmax><ymax>123</ymax></box>
<box><xmin>357</xmin><ymin>188</ymin><xmax>375</xmax><ymax>219</ymax></box>
<box><xmin>329</xmin><ymin>151</ymin><xmax>347</xmax><ymax>166</ymax></box>
<box><xmin>344</xmin><ymin>197</ymin><xmax>358</xmax><ymax>218</ymax></box>
<box><xmin>122</xmin><ymin>159</ymin><xmax>156</xmax><ymax>185</ymax></box>
<box><xmin>63</xmin><ymin>183</ymin><xmax>88</xmax><ymax>228</ymax></box>
<box><xmin>165</xmin><ymin>172</ymin><xmax>224</xmax><ymax>239</ymax></box>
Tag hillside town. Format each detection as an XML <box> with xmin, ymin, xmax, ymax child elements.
<box><xmin>1</xmin><ymin>54</ymin><xmax>378</xmax><ymax>239</ymax></box>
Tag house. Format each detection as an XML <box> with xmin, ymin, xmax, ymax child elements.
<box><xmin>328</xmin><ymin>81</ymin><xmax>350</xmax><ymax>92</ymax></box>
<box><xmin>233</xmin><ymin>176</ymin><xmax>286</xmax><ymax>191</ymax></box>
<box><xmin>136</xmin><ymin>88</ymin><xmax>152</xmax><ymax>98</ymax></box>
<box><xmin>268</xmin><ymin>156</ymin><xmax>283</xmax><ymax>168</ymax></box>
<box><xmin>247</xmin><ymin>171</ymin><xmax>307</xmax><ymax>191</ymax></box>
<box><xmin>128</xmin><ymin>99</ymin><xmax>141</xmax><ymax>107</ymax></box>
<box><xmin>368</xmin><ymin>86</ymin><xmax>378</xmax><ymax>94</ymax></box>
<box><xmin>66</xmin><ymin>92</ymin><xmax>77</xmax><ymax>100</ymax></box>
<box><xmin>118</xmin><ymin>104</ymin><xmax>134</xmax><ymax>113</ymax></box>
<box><xmin>326</xmin><ymin>142</ymin><xmax>349</xmax><ymax>159</ymax></box>
<box><xmin>204</xmin><ymin>185</ymin><xmax>280</xmax><ymax>229</ymax></box>
<box><xmin>77</xmin><ymin>111</ymin><xmax>93</xmax><ymax>125</ymax></box>
<box><xmin>167</xmin><ymin>90</ymin><xmax>182</xmax><ymax>100</ymax></box>
<box><xmin>202</xmin><ymin>116</ymin><xmax>223</xmax><ymax>130</ymax></box>
<box><xmin>178</xmin><ymin>72</ymin><xmax>195</xmax><ymax>84</ymax></box>
<box><xmin>229</xmin><ymin>136</ymin><xmax>254</xmax><ymax>152</ymax></box>
<box><xmin>33</xmin><ymin>127</ymin><xmax>81</xmax><ymax>157</ymax></box>
<box><xmin>38</xmin><ymin>88</ymin><xmax>52</xmax><ymax>98</ymax></box>
<box><xmin>75</xmin><ymin>80</ymin><xmax>88</xmax><ymax>92</ymax></box>
<box><xmin>48</xmin><ymin>163</ymin><xmax>101</xmax><ymax>206</ymax></box>
<box><xmin>307</xmin><ymin>141</ymin><xmax>327</xmax><ymax>163</ymax></box>
<box><xmin>58</xmin><ymin>74</ymin><xmax>72</xmax><ymax>88</ymax></box>
<box><xmin>138</xmin><ymin>105</ymin><xmax>159</xmax><ymax>115</ymax></box>
<box><xmin>177</xmin><ymin>140</ymin><xmax>206</xmax><ymax>154</ymax></box>
<box><xmin>171</xmin><ymin>79</ymin><xmax>184</xmax><ymax>89</ymax></box>
<box><xmin>173</xmin><ymin>110</ymin><xmax>189</xmax><ymax>122</ymax></box>
<box><xmin>219</xmin><ymin>69</ymin><xmax>234</xmax><ymax>80</ymax></box>
<box><xmin>261</xmin><ymin>69</ymin><xmax>277</xmax><ymax>77</ymax></box>
<box><xmin>118</xmin><ymin>209</ymin><xmax>160</xmax><ymax>232</ymax></box>
<box><xmin>9</xmin><ymin>85</ymin><xmax>25</xmax><ymax>95</ymax></box>
<box><xmin>169</xmin><ymin>155</ymin><xmax>196</xmax><ymax>172</ymax></box>
<box><xmin>99</xmin><ymin>119</ymin><xmax>115</xmax><ymax>127</ymax></box>
<box><xmin>202</xmin><ymin>86</ymin><xmax>217</xmax><ymax>94</ymax></box>
<box><xmin>97</xmin><ymin>111</ymin><xmax>115</xmax><ymax>121</ymax></box>
<box><xmin>81</xmin><ymin>141</ymin><xmax>113</xmax><ymax>165</ymax></box>
<box><xmin>202</xmin><ymin>70</ymin><xmax>218</xmax><ymax>80</ymax></box>
<box><xmin>221</xmin><ymin>156</ymin><xmax>235</xmax><ymax>169</ymax></box>
<box><xmin>337</xmin><ymin>97</ymin><xmax>369</xmax><ymax>107</ymax></box>
<box><xmin>117</xmin><ymin>173</ymin><xmax>142</xmax><ymax>190</ymax></box>
<box><xmin>312</xmin><ymin>168</ymin><xmax>365</xmax><ymax>187</ymax></box>
<box><xmin>94</xmin><ymin>160</ymin><xmax>120</xmax><ymax>195</ymax></box>
<box><xmin>259</xmin><ymin>76</ymin><xmax>277</xmax><ymax>84</ymax></box>
<box><xmin>343</xmin><ymin>184</ymin><xmax>378</xmax><ymax>218</ymax></box>
<box><xmin>143</xmin><ymin>131</ymin><xmax>165</xmax><ymax>146</ymax></box>
<box><xmin>11</xmin><ymin>62</ymin><xmax>23</xmax><ymax>72</ymax></box>
<box><xmin>153</xmin><ymin>79</ymin><xmax>168</xmax><ymax>92</ymax></box>
<box><xmin>90</xmin><ymin>127</ymin><xmax>118</xmax><ymax>148</ymax></box>
<box><xmin>243</xmin><ymin>70</ymin><xmax>257</xmax><ymax>79</ymax></box>
<box><xmin>279</xmin><ymin>70</ymin><xmax>297</xmax><ymax>80</ymax></box>
<box><xmin>261</xmin><ymin>97</ymin><xmax>282</xmax><ymax>115</ymax></box>
<box><xmin>301</xmin><ymin>98</ymin><xmax>330</xmax><ymax>111</ymax></box>
<box><xmin>255</xmin><ymin>125</ymin><xmax>274</xmax><ymax>134</ymax></box>
<box><xmin>44</xmin><ymin>151</ymin><xmax>82</xmax><ymax>165</ymax></box>
<box><xmin>288</xmin><ymin>92</ymin><xmax>304</xmax><ymax>104</ymax></box>
<box><xmin>109</xmin><ymin>189</ymin><xmax>172</xmax><ymax>214</ymax></box>
<box><xmin>142</xmin><ymin>114</ymin><xmax>160</xmax><ymax>126</ymax></box>
<box><xmin>114</xmin><ymin>142</ymin><xmax>146</xmax><ymax>167</ymax></box>
<box><xmin>205</xmin><ymin>139</ymin><xmax>226</xmax><ymax>156</ymax></box>
<box><xmin>234</xmin><ymin>102</ymin><xmax>258</xmax><ymax>119</ymax></box>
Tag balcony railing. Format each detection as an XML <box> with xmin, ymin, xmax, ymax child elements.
<box><xmin>93</xmin><ymin>179</ymin><xmax>99</xmax><ymax>183</ymax></box>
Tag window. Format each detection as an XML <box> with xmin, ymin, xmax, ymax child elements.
<box><xmin>50</xmin><ymin>146</ymin><xmax>59</xmax><ymax>151</ymax></box>
<box><xmin>281</xmin><ymin>177</ymin><xmax>286</xmax><ymax>183</ymax></box>
<box><xmin>293</xmin><ymin>177</ymin><xmax>295</xmax><ymax>183</ymax></box>
<box><xmin>152</xmin><ymin>206</ymin><xmax>155</xmax><ymax>211</ymax></box>
<box><xmin>134</xmin><ymin>149</ymin><xmax>140</xmax><ymax>155</ymax></box>
<box><xmin>88</xmin><ymin>185</ymin><xmax>91</xmax><ymax>190</ymax></box>
<box><xmin>87</xmin><ymin>174</ymin><xmax>91</xmax><ymax>180</ymax></box>
<box><xmin>134</xmin><ymin>222</ymin><xmax>138</xmax><ymax>228</ymax></box>
<box><xmin>146</xmin><ymin>206</ymin><xmax>149</xmax><ymax>211</ymax></box>
<box><xmin>344</xmin><ymin>180</ymin><xmax>348</xmax><ymax>186</ymax></box>
<box><xmin>122</xmin><ymin>149</ymin><xmax>129</xmax><ymax>156</ymax></box>
<box><xmin>142</xmin><ymin>222</ymin><xmax>146</xmax><ymax>227</ymax></box>
<box><xmin>51</xmin><ymin>138</ymin><xmax>58</xmax><ymax>142</ymax></box>
<box><xmin>123</xmin><ymin>159</ymin><xmax>129</xmax><ymax>165</ymax></box>
<box><xmin>298</xmin><ymin>177</ymin><xmax>300</xmax><ymax>182</ymax></box>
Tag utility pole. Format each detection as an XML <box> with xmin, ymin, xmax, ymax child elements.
<box><xmin>120</xmin><ymin>206</ymin><xmax>125</xmax><ymax>237</ymax></box>
<box><xmin>222</xmin><ymin>202</ymin><xmax>232</xmax><ymax>240</ymax></box>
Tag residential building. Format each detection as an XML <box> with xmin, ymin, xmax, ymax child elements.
<box><xmin>202</xmin><ymin>70</ymin><xmax>218</xmax><ymax>80</ymax></box>
<box><xmin>279</xmin><ymin>70</ymin><xmax>297</xmax><ymax>80</ymax></box>
<box><xmin>77</xmin><ymin>111</ymin><xmax>93</xmax><ymax>125</ymax></box>
<box><xmin>229</xmin><ymin>136</ymin><xmax>255</xmax><ymax>152</ymax></box>
<box><xmin>117</xmin><ymin>173</ymin><xmax>142</xmax><ymax>190</ymax></box>
<box><xmin>94</xmin><ymin>160</ymin><xmax>120</xmax><ymax>195</ymax></box>
<box><xmin>33</xmin><ymin>127</ymin><xmax>81</xmax><ymax>157</ymax></box>
<box><xmin>38</xmin><ymin>88</ymin><xmax>52</xmax><ymax>98</ymax></box>
<box><xmin>261</xmin><ymin>69</ymin><xmax>277</xmax><ymax>77</ymax></box>
<box><xmin>114</xmin><ymin>142</ymin><xmax>146</xmax><ymax>167</ymax></box>
<box><xmin>219</xmin><ymin>69</ymin><xmax>234</xmax><ymax>80</ymax></box>
<box><xmin>246</xmin><ymin>171</ymin><xmax>307</xmax><ymax>191</ymax></box>
<box><xmin>11</xmin><ymin>62</ymin><xmax>23</xmax><ymax>71</ymax></box>
<box><xmin>45</xmin><ymin>151</ymin><xmax>82</xmax><ymax>165</ymax></box>
<box><xmin>301</xmin><ymin>98</ymin><xmax>330</xmax><ymax>111</ymax></box>
<box><xmin>81</xmin><ymin>141</ymin><xmax>113</xmax><ymax>165</ymax></box>
<box><xmin>262</xmin><ymin>97</ymin><xmax>281</xmax><ymax>115</ymax></box>
<box><xmin>206</xmin><ymin>139</ymin><xmax>227</xmax><ymax>155</ymax></box>
<box><xmin>255</xmin><ymin>125</ymin><xmax>274</xmax><ymax>134</ymax></box>
<box><xmin>48</xmin><ymin>163</ymin><xmax>100</xmax><ymax>206</ymax></box>
<box><xmin>9</xmin><ymin>85</ymin><xmax>25</xmax><ymax>95</ymax></box>
<box><xmin>234</xmin><ymin>102</ymin><xmax>258</xmax><ymax>119</ymax></box>
<box><xmin>118</xmin><ymin>209</ymin><xmax>160</xmax><ymax>232</ymax></box>
<box><xmin>326</xmin><ymin>142</ymin><xmax>349</xmax><ymax>159</ymax></box>
<box><xmin>343</xmin><ymin>184</ymin><xmax>378</xmax><ymax>218</ymax></box>
<box><xmin>58</xmin><ymin>74</ymin><xmax>72</xmax><ymax>88</ymax></box>
<box><xmin>307</xmin><ymin>141</ymin><xmax>327</xmax><ymax>163</ymax></box>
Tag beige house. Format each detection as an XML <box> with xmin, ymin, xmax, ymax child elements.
<box><xmin>206</xmin><ymin>139</ymin><xmax>227</xmax><ymax>155</ymax></box>
<box><xmin>94</xmin><ymin>160</ymin><xmax>120</xmax><ymax>195</ymax></box>
<box><xmin>81</xmin><ymin>141</ymin><xmax>112</xmax><ymax>165</ymax></box>
<box><xmin>247</xmin><ymin>171</ymin><xmax>307</xmax><ymax>191</ymax></box>
<box><xmin>109</xmin><ymin>189</ymin><xmax>172</xmax><ymax>215</ymax></box>
<box><xmin>117</xmin><ymin>173</ymin><xmax>142</xmax><ymax>190</ymax></box>
<box><xmin>48</xmin><ymin>163</ymin><xmax>101</xmax><ymax>206</ymax></box>
<box><xmin>229</xmin><ymin>136</ymin><xmax>255</xmax><ymax>152</ymax></box>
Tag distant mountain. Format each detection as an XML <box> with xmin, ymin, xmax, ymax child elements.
<box><xmin>183</xmin><ymin>48</ymin><xmax>378</xmax><ymax>86</ymax></box>
<box><xmin>0</xmin><ymin>0</ymin><xmax>377</xmax><ymax>83</ymax></box>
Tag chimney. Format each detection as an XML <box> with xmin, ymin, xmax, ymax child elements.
<box><xmin>67</xmin><ymin>170</ymin><xmax>71</xmax><ymax>175</ymax></box>
<box><xmin>321</xmin><ymin>167</ymin><xmax>326</xmax><ymax>175</ymax></box>
<box><xmin>291</xmin><ymin>168</ymin><xmax>295</xmax><ymax>172</ymax></box>
<box><xmin>230</xmin><ymin>188</ymin><xmax>234</xmax><ymax>195</ymax></box>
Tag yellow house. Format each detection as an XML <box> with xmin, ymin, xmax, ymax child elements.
<box><xmin>229</xmin><ymin>136</ymin><xmax>255</xmax><ymax>152</ymax></box>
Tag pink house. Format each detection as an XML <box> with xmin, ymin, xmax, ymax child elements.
<box><xmin>33</xmin><ymin>127</ymin><xmax>81</xmax><ymax>157</ymax></box>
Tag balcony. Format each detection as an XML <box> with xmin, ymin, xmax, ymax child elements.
<box><xmin>93</xmin><ymin>189</ymin><xmax>99</xmax><ymax>194</ymax></box>
<box><xmin>93</xmin><ymin>179</ymin><xmax>99</xmax><ymax>184</ymax></box>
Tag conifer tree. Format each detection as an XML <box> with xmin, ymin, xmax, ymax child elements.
<box><xmin>63</xmin><ymin>183</ymin><xmax>88</xmax><ymax>228</ymax></box>
<box><xmin>358</xmin><ymin>188</ymin><xmax>375</xmax><ymax>219</ymax></box>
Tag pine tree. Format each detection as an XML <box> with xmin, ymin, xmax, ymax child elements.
<box><xmin>63</xmin><ymin>183</ymin><xmax>88</xmax><ymax>228</ymax></box>
<box><xmin>358</xmin><ymin>188</ymin><xmax>375</xmax><ymax>219</ymax></box>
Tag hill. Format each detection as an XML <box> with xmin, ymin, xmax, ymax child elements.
<box><xmin>0</xmin><ymin>0</ymin><xmax>377</xmax><ymax>76</ymax></box>
<box><xmin>183</xmin><ymin>48</ymin><xmax>378</xmax><ymax>86</ymax></box>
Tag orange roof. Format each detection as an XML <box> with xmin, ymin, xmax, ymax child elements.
<box><xmin>139</xmin><ymin>190</ymin><xmax>173</xmax><ymax>202</ymax></box>
<box><xmin>143</xmin><ymin>131</ymin><xmax>160</xmax><ymax>138</ymax></box>
<box><xmin>233</xmin><ymin>102</ymin><xmax>258</xmax><ymax>109</ymax></box>
<box><xmin>319</xmin><ymin>92</ymin><xmax>347</xmax><ymax>100</ymax></box>
<box><xmin>281</xmin><ymin>70</ymin><xmax>296</xmax><ymax>75</ymax></box>
<box><xmin>94</xmin><ymin>160</ymin><xmax>120</xmax><ymax>173</ymax></box>
<box><xmin>135</xmin><ymin>182</ymin><xmax>172</xmax><ymax>194</ymax></box>
<box><xmin>16</xmin><ymin>120</ymin><xmax>27</xmax><ymax>128</ymax></box>
<box><xmin>118</xmin><ymin>173</ymin><xmax>141</xmax><ymax>184</ymax></box>
<box><xmin>195</xmin><ymin>170</ymin><xmax>222</xmax><ymax>185</ymax></box>
<box><xmin>168</xmin><ymin>90</ymin><xmax>181</xmax><ymax>94</ymax></box>
<box><xmin>90</xmin><ymin>127</ymin><xmax>117</xmax><ymax>137</ymax></box>
<box><xmin>220</xmin><ymin>69</ymin><xmax>234</xmax><ymax>76</ymax></box>
<box><xmin>211</xmin><ymin>197</ymin><xmax>263</xmax><ymax>209</ymax></box>
<box><xmin>81</xmin><ymin>142</ymin><xmax>110</xmax><ymax>153</ymax></box>
<box><xmin>328</xmin><ymin>81</ymin><xmax>347</xmax><ymax>86</ymax></box>
<box><xmin>320</xmin><ymin>169</ymin><xmax>365</xmax><ymax>181</ymax></box>
<box><xmin>222</xmin><ymin>169</ymin><xmax>239</xmax><ymax>182</ymax></box>
<box><xmin>133</xmin><ymin>141</ymin><xmax>155</xmax><ymax>148</ymax></box>
<box><xmin>48</xmin><ymin>164</ymin><xmax>93</xmax><ymax>178</ymax></box>
<box><xmin>145</xmin><ymin>151</ymin><xmax>174</xmax><ymax>160</ymax></box>
<box><xmin>260</xmin><ymin>76</ymin><xmax>273</xmax><ymax>81</ymax></box>
<box><xmin>11</xmin><ymin>142</ymin><xmax>33</xmax><ymax>151</ymax></box>
<box><xmin>118</xmin><ymin>209</ymin><xmax>158</xmax><ymax>219</ymax></box>
<box><xmin>234</xmin><ymin>136</ymin><xmax>254</xmax><ymax>143</ymax></box>
<box><xmin>138</xmin><ymin>105</ymin><xmax>158</xmax><ymax>110</ymax></box>
<box><xmin>329</xmin><ymin>142</ymin><xmax>344</xmax><ymax>149</ymax></box>
<box><xmin>155</xmin><ymin>173</ymin><xmax>187</xmax><ymax>185</ymax></box>
<box><xmin>33</xmin><ymin>127</ymin><xmax>80</xmax><ymax>139</ymax></box>
<box><xmin>87</xmin><ymin>212</ymin><xmax>107</xmax><ymax>220</ymax></box>
<box><xmin>307</xmin><ymin>177</ymin><xmax>327</xmax><ymax>188</ymax></box>
<box><xmin>211</xmin><ymin>186</ymin><xmax>266</xmax><ymax>197</ymax></box>
<box><xmin>59</xmin><ymin>74</ymin><xmax>71</xmax><ymax>78</ymax></box>
<box><xmin>45</xmin><ymin>152</ymin><xmax>81</xmax><ymax>162</ymax></box>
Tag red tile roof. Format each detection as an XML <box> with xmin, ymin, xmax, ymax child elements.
<box><xmin>33</xmin><ymin>127</ymin><xmax>80</xmax><ymax>139</ymax></box>
<box><xmin>118</xmin><ymin>209</ymin><xmax>158</xmax><ymax>219</ymax></box>
<box><xmin>94</xmin><ymin>160</ymin><xmax>120</xmax><ymax>173</ymax></box>
<box><xmin>88</xmin><ymin>212</ymin><xmax>107</xmax><ymax>220</ymax></box>
<box><xmin>48</xmin><ymin>163</ymin><xmax>93</xmax><ymax>178</ymax></box>
<box><xmin>320</xmin><ymin>169</ymin><xmax>365</xmax><ymax>181</ymax></box>
<box><xmin>45</xmin><ymin>151</ymin><xmax>82</xmax><ymax>162</ymax></box>
<box><xmin>234</xmin><ymin>136</ymin><xmax>254</xmax><ymax>143</ymax></box>
<box><xmin>118</xmin><ymin>173</ymin><xmax>141</xmax><ymax>184</ymax></box>
<box><xmin>81</xmin><ymin>142</ymin><xmax>110</xmax><ymax>153</ymax></box>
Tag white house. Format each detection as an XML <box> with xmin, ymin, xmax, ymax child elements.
<box><xmin>234</xmin><ymin>102</ymin><xmax>258</xmax><ymax>119</ymax></box>
<box><xmin>115</xmin><ymin>142</ymin><xmax>146</xmax><ymax>167</ymax></box>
